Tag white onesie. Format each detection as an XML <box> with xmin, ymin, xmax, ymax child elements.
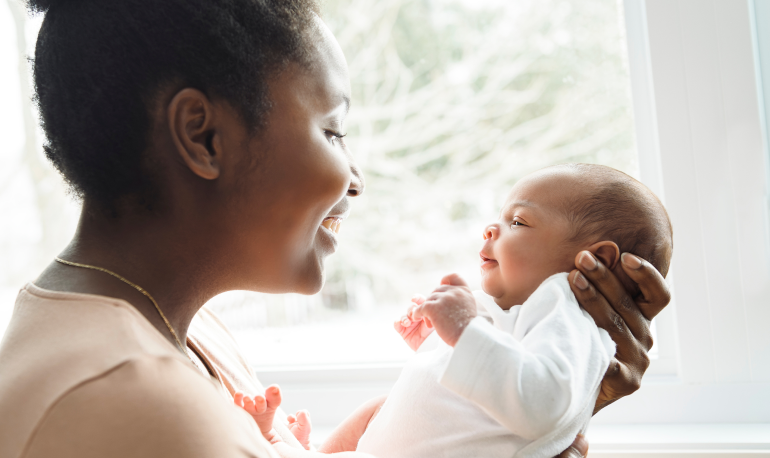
<box><xmin>356</xmin><ymin>273</ymin><xmax>616</xmax><ymax>458</ymax></box>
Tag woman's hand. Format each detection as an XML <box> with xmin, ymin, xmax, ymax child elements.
<box><xmin>568</xmin><ymin>251</ymin><xmax>671</xmax><ymax>414</ymax></box>
<box><xmin>556</xmin><ymin>434</ymin><xmax>589</xmax><ymax>458</ymax></box>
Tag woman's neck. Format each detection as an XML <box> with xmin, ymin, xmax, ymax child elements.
<box><xmin>34</xmin><ymin>206</ymin><xmax>225</xmax><ymax>348</ymax></box>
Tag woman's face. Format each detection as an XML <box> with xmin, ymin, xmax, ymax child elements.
<box><xmin>213</xmin><ymin>19</ymin><xmax>362</xmax><ymax>294</ymax></box>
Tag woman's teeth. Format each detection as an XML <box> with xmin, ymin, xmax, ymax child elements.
<box><xmin>321</xmin><ymin>217</ymin><xmax>342</xmax><ymax>234</ymax></box>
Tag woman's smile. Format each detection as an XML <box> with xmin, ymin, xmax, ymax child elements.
<box><xmin>320</xmin><ymin>203</ymin><xmax>351</xmax><ymax>235</ymax></box>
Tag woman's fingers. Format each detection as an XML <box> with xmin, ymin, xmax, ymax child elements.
<box><xmin>556</xmin><ymin>434</ymin><xmax>589</xmax><ymax>458</ymax></box>
<box><xmin>595</xmin><ymin>357</ymin><xmax>646</xmax><ymax>413</ymax></box>
<box><xmin>573</xmin><ymin>252</ymin><xmax>651</xmax><ymax>348</ymax></box>
<box><xmin>620</xmin><ymin>253</ymin><xmax>671</xmax><ymax>321</ymax></box>
<box><xmin>569</xmin><ymin>269</ymin><xmax>635</xmax><ymax>340</ymax></box>
<box><xmin>569</xmin><ymin>269</ymin><xmax>652</xmax><ymax>364</ymax></box>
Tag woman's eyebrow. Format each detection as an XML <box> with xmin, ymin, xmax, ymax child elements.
<box><xmin>326</xmin><ymin>94</ymin><xmax>350</xmax><ymax>119</ymax></box>
<box><xmin>340</xmin><ymin>94</ymin><xmax>350</xmax><ymax>114</ymax></box>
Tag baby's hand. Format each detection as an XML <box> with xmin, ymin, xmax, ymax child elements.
<box><xmin>410</xmin><ymin>274</ymin><xmax>477</xmax><ymax>347</ymax></box>
<box><xmin>234</xmin><ymin>385</ymin><xmax>282</xmax><ymax>444</ymax></box>
<box><xmin>287</xmin><ymin>410</ymin><xmax>312</xmax><ymax>450</ymax></box>
<box><xmin>394</xmin><ymin>294</ymin><xmax>435</xmax><ymax>351</ymax></box>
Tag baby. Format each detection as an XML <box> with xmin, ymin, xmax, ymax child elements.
<box><xmin>237</xmin><ymin>164</ymin><xmax>673</xmax><ymax>458</ymax></box>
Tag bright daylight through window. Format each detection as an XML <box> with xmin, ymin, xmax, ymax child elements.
<box><xmin>0</xmin><ymin>0</ymin><xmax>640</xmax><ymax>368</ymax></box>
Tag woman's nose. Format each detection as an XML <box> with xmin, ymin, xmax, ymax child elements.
<box><xmin>347</xmin><ymin>161</ymin><xmax>365</xmax><ymax>197</ymax></box>
<box><xmin>483</xmin><ymin>224</ymin><xmax>499</xmax><ymax>240</ymax></box>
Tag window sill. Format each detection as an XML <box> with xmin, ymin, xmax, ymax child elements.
<box><xmin>589</xmin><ymin>423</ymin><xmax>770</xmax><ymax>457</ymax></box>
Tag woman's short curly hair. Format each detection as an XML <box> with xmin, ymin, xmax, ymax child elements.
<box><xmin>28</xmin><ymin>0</ymin><xmax>320</xmax><ymax>213</ymax></box>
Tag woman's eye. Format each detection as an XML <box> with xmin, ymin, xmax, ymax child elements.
<box><xmin>324</xmin><ymin>130</ymin><xmax>347</xmax><ymax>146</ymax></box>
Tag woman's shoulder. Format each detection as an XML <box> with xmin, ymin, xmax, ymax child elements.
<box><xmin>22</xmin><ymin>355</ymin><xmax>277</xmax><ymax>458</ymax></box>
<box><xmin>0</xmin><ymin>285</ymin><xmax>210</xmax><ymax>458</ymax></box>
<box><xmin>1</xmin><ymin>283</ymin><xmax>188</xmax><ymax>375</ymax></box>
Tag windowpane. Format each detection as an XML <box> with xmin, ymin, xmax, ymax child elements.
<box><xmin>0</xmin><ymin>0</ymin><xmax>640</xmax><ymax>368</ymax></box>
<box><xmin>208</xmin><ymin>0</ymin><xmax>640</xmax><ymax>367</ymax></box>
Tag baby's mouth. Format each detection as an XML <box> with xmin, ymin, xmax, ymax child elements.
<box><xmin>479</xmin><ymin>253</ymin><xmax>498</xmax><ymax>268</ymax></box>
<box><xmin>321</xmin><ymin>217</ymin><xmax>343</xmax><ymax>234</ymax></box>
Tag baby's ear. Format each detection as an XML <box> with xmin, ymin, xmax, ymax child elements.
<box><xmin>587</xmin><ymin>241</ymin><xmax>621</xmax><ymax>270</ymax></box>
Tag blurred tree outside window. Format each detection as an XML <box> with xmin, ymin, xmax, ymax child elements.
<box><xmin>0</xmin><ymin>0</ymin><xmax>639</xmax><ymax>367</ymax></box>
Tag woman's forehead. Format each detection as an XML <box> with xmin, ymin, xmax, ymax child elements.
<box><xmin>308</xmin><ymin>16</ymin><xmax>351</xmax><ymax>97</ymax></box>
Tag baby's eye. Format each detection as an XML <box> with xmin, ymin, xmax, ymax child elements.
<box><xmin>511</xmin><ymin>218</ymin><xmax>527</xmax><ymax>227</ymax></box>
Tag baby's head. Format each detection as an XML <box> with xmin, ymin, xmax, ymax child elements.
<box><xmin>480</xmin><ymin>163</ymin><xmax>673</xmax><ymax>309</ymax></box>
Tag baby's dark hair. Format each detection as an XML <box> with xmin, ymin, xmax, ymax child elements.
<box><xmin>555</xmin><ymin>164</ymin><xmax>673</xmax><ymax>277</ymax></box>
<box><xmin>28</xmin><ymin>0</ymin><xmax>320</xmax><ymax>213</ymax></box>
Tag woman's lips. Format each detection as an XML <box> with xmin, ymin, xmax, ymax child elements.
<box><xmin>321</xmin><ymin>216</ymin><xmax>343</xmax><ymax>234</ymax></box>
<box><xmin>320</xmin><ymin>199</ymin><xmax>350</xmax><ymax>235</ymax></box>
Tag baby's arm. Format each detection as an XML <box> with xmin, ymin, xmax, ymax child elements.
<box><xmin>413</xmin><ymin>274</ymin><xmax>610</xmax><ymax>441</ymax></box>
<box><xmin>234</xmin><ymin>385</ymin><xmax>313</xmax><ymax>450</ymax></box>
<box><xmin>316</xmin><ymin>395</ymin><xmax>387</xmax><ymax>454</ymax></box>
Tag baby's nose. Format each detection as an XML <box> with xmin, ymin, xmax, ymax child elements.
<box><xmin>483</xmin><ymin>225</ymin><xmax>498</xmax><ymax>240</ymax></box>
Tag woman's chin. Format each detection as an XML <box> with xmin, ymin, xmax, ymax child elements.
<box><xmin>290</xmin><ymin>256</ymin><xmax>327</xmax><ymax>295</ymax></box>
<box><xmin>294</xmin><ymin>276</ymin><xmax>325</xmax><ymax>296</ymax></box>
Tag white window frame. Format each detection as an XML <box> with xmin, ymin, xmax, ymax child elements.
<box><xmin>256</xmin><ymin>0</ymin><xmax>770</xmax><ymax>451</ymax></box>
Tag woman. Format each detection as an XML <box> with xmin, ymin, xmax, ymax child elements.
<box><xmin>0</xmin><ymin>0</ymin><xmax>669</xmax><ymax>457</ymax></box>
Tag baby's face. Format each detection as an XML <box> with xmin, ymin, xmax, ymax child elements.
<box><xmin>480</xmin><ymin>171</ymin><xmax>579</xmax><ymax>309</ymax></box>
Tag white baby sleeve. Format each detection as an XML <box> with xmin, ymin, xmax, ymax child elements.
<box><xmin>439</xmin><ymin>274</ymin><xmax>614</xmax><ymax>457</ymax></box>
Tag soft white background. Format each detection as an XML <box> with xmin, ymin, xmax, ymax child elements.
<box><xmin>0</xmin><ymin>0</ymin><xmax>768</xmax><ymax>455</ymax></box>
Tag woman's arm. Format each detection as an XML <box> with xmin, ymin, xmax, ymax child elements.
<box><xmin>568</xmin><ymin>251</ymin><xmax>671</xmax><ymax>414</ymax></box>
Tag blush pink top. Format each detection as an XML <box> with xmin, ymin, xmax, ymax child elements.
<box><xmin>0</xmin><ymin>284</ymin><xmax>279</xmax><ymax>458</ymax></box>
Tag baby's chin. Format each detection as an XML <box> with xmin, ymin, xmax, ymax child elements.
<box><xmin>481</xmin><ymin>278</ymin><xmax>532</xmax><ymax>310</ymax></box>
<box><xmin>479</xmin><ymin>275</ymin><xmax>500</xmax><ymax>298</ymax></box>
<box><xmin>480</xmin><ymin>278</ymin><xmax>511</xmax><ymax>307</ymax></box>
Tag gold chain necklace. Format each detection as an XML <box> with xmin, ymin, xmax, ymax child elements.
<box><xmin>54</xmin><ymin>257</ymin><xmax>189</xmax><ymax>357</ymax></box>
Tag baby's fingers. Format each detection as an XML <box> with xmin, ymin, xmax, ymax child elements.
<box><xmin>295</xmin><ymin>410</ymin><xmax>311</xmax><ymax>428</ymax></box>
<box><xmin>398</xmin><ymin>315</ymin><xmax>413</xmax><ymax>328</ymax></box>
<box><xmin>233</xmin><ymin>391</ymin><xmax>245</xmax><ymax>408</ymax></box>
<box><xmin>248</xmin><ymin>395</ymin><xmax>267</xmax><ymax>414</ymax></box>
<box><xmin>265</xmin><ymin>385</ymin><xmax>282</xmax><ymax>409</ymax></box>
<box><xmin>411</xmin><ymin>294</ymin><xmax>426</xmax><ymax>306</ymax></box>
<box><xmin>410</xmin><ymin>306</ymin><xmax>434</xmax><ymax>329</ymax></box>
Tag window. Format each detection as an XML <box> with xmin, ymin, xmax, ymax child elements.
<box><xmin>0</xmin><ymin>3</ymin><xmax>77</xmax><ymax>333</ymax></box>
<box><xmin>208</xmin><ymin>0</ymin><xmax>643</xmax><ymax>369</ymax></box>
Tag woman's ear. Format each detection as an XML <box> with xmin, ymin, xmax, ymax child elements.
<box><xmin>167</xmin><ymin>88</ymin><xmax>222</xmax><ymax>180</ymax></box>
<box><xmin>587</xmin><ymin>241</ymin><xmax>621</xmax><ymax>270</ymax></box>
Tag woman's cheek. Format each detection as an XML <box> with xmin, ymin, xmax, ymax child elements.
<box><xmin>318</xmin><ymin>151</ymin><xmax>351</xmax><ymax>202</ymax></box>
